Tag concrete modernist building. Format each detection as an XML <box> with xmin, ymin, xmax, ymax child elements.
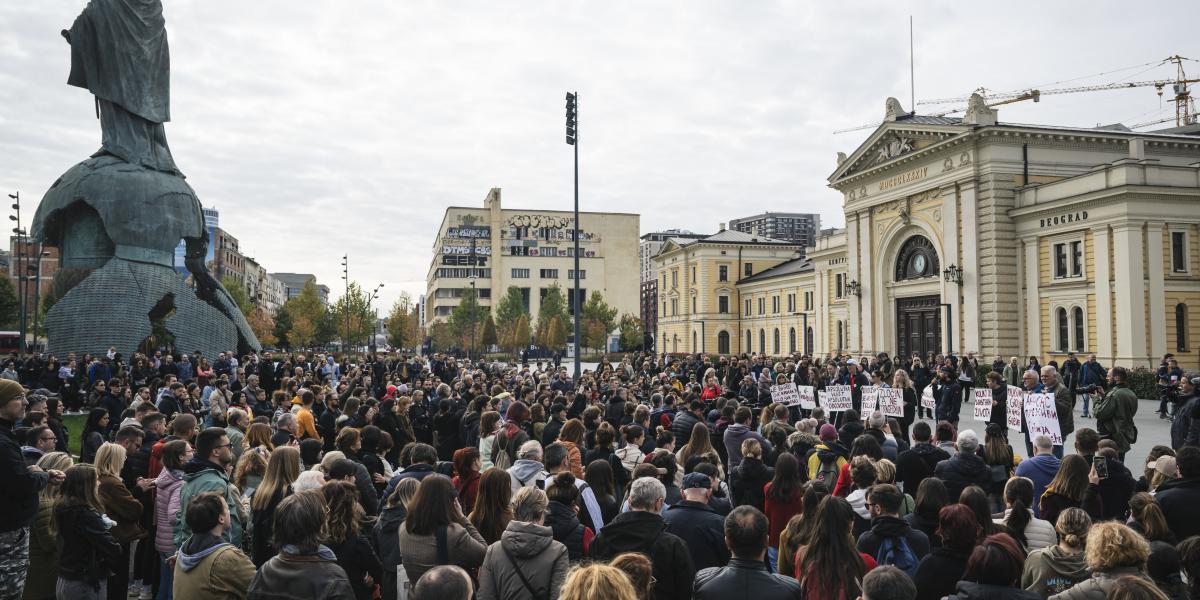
<box><xmin>655</xmin><ymin>97</ymin><xmax>1200</xmax><ymax>370</ymax></box>
<box><xmin>272</xmin><ymin>273</ymin><xmax>330</xmax><ymax>305</ymax></box>
<box><xmin>425</xmin><ymin>188</ymin><xmax>640</xmax><ymax>328</ymax></box>
<box><xmin>729</xmin><ymin>212</ymin><xmax>822</xmax><ymax>249</ymax></box>
<box><xmin>640</xmin><ymin>229</ymin><xmax>707</xmax><ymax>283</ymax></box>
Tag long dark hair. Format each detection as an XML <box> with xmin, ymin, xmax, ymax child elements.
<box><xmin>799</xmin><ymin>496</ymin><xmax>867</xmax><ymax>599</ymax></box>
<box><xmin>915</xmin><ymin>477</ymin><xmax>949</xmax><ymax>519</ymax></box>
<box><xmin>783</xmin><ymin>481</ymin><xmax>828</xmax><ymax>556</ymax></box>
<box><xmin>82</xmin><ymin>408</ymin><xmax>108</xmax><ymax>438</ymax></box>
<box><xmin>960</xmin><ymin>485</ymin><xmax>1000</xmax><ymax>536</ymax></box>
<box><xmin>406</xmin><ymin>476</ymin><xmax>459</xmax><ymax>535</ymax></box>
<box><xmin>767</xmin><ymin>453</ymin><xmax>803</xmax><ymax>502</ymax></box>
<box><xmin>1003</xmin><ymin>477</ymin><xmax>1035</xmax><ymax>548</ymax></box>
<box><xmin>585</xmin><ymin>458</ymin><xmax>616</xmax><ymax>498</ymax></box>
<box><xmin>468</xmin><ymin>468</ymin><xmax>513</xmax><ymax>545</ymax></box>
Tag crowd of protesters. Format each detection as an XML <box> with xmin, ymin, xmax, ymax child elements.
<box><xmin>1</xmin><ymin>346</ymin><xmax>1199</xmax><ymax>600</ymax></box>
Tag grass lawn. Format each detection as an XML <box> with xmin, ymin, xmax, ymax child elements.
<box><xmin>63</xmin><ymin>413</ymin><xmax>86</xmax><ymax>459</ymax></box>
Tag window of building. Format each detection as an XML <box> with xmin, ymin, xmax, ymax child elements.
<box><xmin>746</xmin><ymin>330</ymin><xmax>752</xmax><ymax>353</ymax></box>
<box><xmin>1172</xmin><ymin>231</ymin><xmax>1189</xmax><ymax>273</ymax></box>
<box><xmin>1177</xmin><ymin>303</ymin><xmax>1189</xmax><ymax>351</ymax></box>
<box><xmin>744</xmin><ymin>298</ymin><xmax>751</xmax><ymax>316</ymax></box>
<box><xmin>568</xmin><ymin>269</ymin><xmax>586</xmax><ymax>280</ymax></box>
<box><xmin>663</xmin><ymin>300</ymin><xmax>668</xmax><ymax>316</ymax></box>
<box><xmin>1070</xmin><ymin>241</ymin><xmax>1083</xmax><ymax>277</ymax></box>
<box><xmin>512</xmin><ymin>268</ymin><xmax>530</xmax><ymax>279</ymax></box>
<box><xmin>1056</xmin><ymin>307</ymin><xmax>1069</xmax><ymax>353</ymax></box>
<box><xmin>672</xmin><ymin>270</ymin><xmax>678</xmax><ymax>287</ymax></box>
<box><xmin>772</xmin><ymin>296</ymin><xmax>780</xmax><ymax>314</ymax></box>
<box><xmin>1052</xmin><ymin>240</ymin><xmax>1085</xmax><ymax>279</ymax></box>
<box><xmin>745</xmin><ymin>263</ymin><xmax>754</xmax><ymax>277</ymax></box>
<box><xmin>758</xmin><ymin>298</ymin><xmax>765</xmax><ymax>315</ymax></box>
<box><xmin>671</xmin><ymin>298</ymin><xmax>678</xmax><ymax>316</ymax></box>
<box><xmin>718</xmin><ymin>296</ymin><xmax>729</xmax><ymax>314</ymax></box>
<box><xmin>1053</xmin><ymin>244</ymin><xmax>1067</xmax><ymax>279</ymax></box>
<box><xmin>719</xmin><ymin>265</ymin><xmax>728</xmax><ymax>282</ymax></box>
<box><xmin>773</xmin><ymin>328</ymin><xmax>780</xmax><ymax>354</ymax></box>
<box><xmin>691</xmin><ymin>266</ymin><xmax>696</xmax><ymax>282</ymax></box>
<box><xmin>663</xmin><ymin>273</ymin><xmax>668</xmax><ymax>288</ymax></box>
<box><xmin>787</xmin><ymin>293</ymin><xmax>795</xmax><ymax>313</ymax></box>
<box><xmin>718</xmin><ymin>331</ymin><xmax>730</xmax><ymax>354</ymax></box>
<box><xmin>540</xmin><ymin>269</ymin><xmax>558</xmax><ymax>279</ymax></box>
<box><xmin>759</xmin><ymin>329</ymin><xmax>766</xmax><ymax>354</ymax></box>
<box><xmin>693</xmin><ymin>331</ymin><xmax>697</xmax><ymax>352</ymax></box>
<box><xmin>804</xmin><ymin>291</ymin><xmax>813</xmax><ymax>311</ymax></box>
<box><xmin>805</xmin><ymin>327</ymin><xmax>813</xmax><ymax>354</ymax></box>
<box><xmin>836</xmin><ymin>321</ymin><xmax>844</xmax><ymax>350</ymax></box>
<box><xmin>835</xmin><ymin>274</ymin><xmax>844</xmax><ymax>298</ymax></box>
<box><xmin>1072</xmin><ymin>306</ymin><xmax>1084</xmax><ymax>352</ymax></box>
<box><xmin>789</xmin><ymin>327</ymin><xmax>796</xmax><ymax>353</ymax></box>
<box><xmin>692</xmin><ymin>296</ymin><xmax>696</xmax><ymax>313</ymax></box>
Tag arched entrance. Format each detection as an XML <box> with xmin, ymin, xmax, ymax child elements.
<box><xmin>892</xmin><ymin>235</ymin><xmax>942</xmax><ymax>358</ymax></box>
<box><xmin>717</xmin><ymin>331</ymin><xmax>730</xmax><ymax>354</ymax></box>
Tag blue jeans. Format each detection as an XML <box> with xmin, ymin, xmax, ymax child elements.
<box><xmin>1080</xmin><ymin>394</ymin><xmax>1091</xmax><ymax>416</ymax></box>
<box><xmin>155</xmin><ymin>552</ymin><xmax>173</xmax><ymax>600</ymax></box>
<box><xmin>766</xmin><ymin>546</ymin><xmax>778</xmax><ymax>573</ymax></box>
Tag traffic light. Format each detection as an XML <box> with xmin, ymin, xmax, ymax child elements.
<box><xmin>565</xmin><ymin>92</ymin><xmax>577</xmax><ymax>145</ymax></box>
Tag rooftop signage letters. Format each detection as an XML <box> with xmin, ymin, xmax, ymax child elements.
<box><xmin>878</xmin><ymin>165</ymin><xmax>930</xmax><ymax>193</ymax></box>
<box><xmin>1039</xmin><ymin>211</ymin><xmax>1088</xmax><ymax>229</ymax></box>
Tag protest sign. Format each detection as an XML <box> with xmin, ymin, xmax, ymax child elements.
<box><xmin>860</xmin><ymin>386</ymin><xmax>879</xmax><ymax>419</ymax></box>
<box><xmin>921</xmin><ymin>385</ymin><xmax>935</xmax><ymax>410</ymax></box>
<box><xmin>821</xmin><ymin>385</ymin><xmax>852</xmax><ymax>412</ymax></box>
<box><xmin>973</xmin><ymin>388</ymin><xmax>993</xmax><ymax>421</ymax></box>
<box><xmin>1023</xmin><ymin>393</ymin><xmax>1063</xmax><ymax>445</ymax></box>
<box><xmin>1006</xmin><ymin>386</ymin><xmax>1024</xmax><ymax>429</ymax></box>
<box><xmin>771</xmin><ymin>382</ymin><xmax>801</xmax><ymax>406</ymax></box>
<box><xmin>878</xmin><ymin>388</ymin><xmax>905</xmax><ymax>418</ymax></box>
<box><xmin>797</xmin><ymin>385</ymin><xmax>816</xmax><ymax>409</ymax></box>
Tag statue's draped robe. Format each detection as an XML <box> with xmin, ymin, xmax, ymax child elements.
<box><xmin>67</xmin><ymin>0</ymin><xmax>178</xmax><ymax>174</ymax></box>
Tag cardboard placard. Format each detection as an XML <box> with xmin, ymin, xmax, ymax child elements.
<box><xmin>973</xmin><ymin>388</ymin><xmax>993</xmax><ymax>421</ymax></box>
<box><xmin>1023</xmin><ymin>393</ymin><xmax>1063</xmax><ymax>445</ymax></box>
<box><xmin>821</xmin><ymin>385</ymin><xmax>852</xmax><ymax>412</ymax></box>
<box><xmin>921</xmin><ymin>385</ymin><xmax>935</xmax><ymax>410</ymax></box>
<box><xmin>771</xmin><ymin>382</ymin><xmax>801</xmax><ymax>406</ymax></box>
<box><xmin>878</xmin><ymin>388</ymin><xmax>905</xmax><ymax>418</ymax></box>
<box><xmin>797</xmin><ymin>385</ymin><xmax>817</xmax><ymax>409</ymax></box>
<box><xmin>1006</xmin><ymin>386</ymin><xmax>1024</xmax><ymax>429</ymax></box>
<box><xmin>861</xmin><ymin>385</ymin><xmax>879</xmax><ymax>419</ymax></box>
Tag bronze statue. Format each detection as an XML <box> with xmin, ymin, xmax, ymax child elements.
<box><xmin>32</xmin><ymin>0</ymin><xmax>260</xmax><ymax>357</ymax></box>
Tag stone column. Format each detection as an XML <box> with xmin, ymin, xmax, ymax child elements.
<box><xmin>1024</xmin><ymin>239</ymin><xmax>1041</xmax><ymax>359</ymax></box>
<box><xmin>959</xmin><ymin>183</ymin><xmax>980</xmax><ymax>354</ymax></box>
<box><xmin>1093</xmin><ymin>226</ymin><xmax>1114</xmax><ymax>363</ymax></box>
<box><xmin>847</xmin><ymin>213</ymin><xmax>861</xmax><ymax>353</ymax></box>
<box><xmin>941</xmin><ymin>185</ymin><xmax>959</xmax><ymax>354</ymax></box>
<box><xmin>858</xmin><ymin>212</ymin><xmax>874</xmax><ymax>353</ymax></box>
<box><xmin>1112</xmin><ymin>222</ymin><xmax>1149</xmax><ymax>366</ymax></box>
<box><xmin>1146</xmin><ymin>222</ymin><xmax>1166</xmax><ymax>358</ymax></box>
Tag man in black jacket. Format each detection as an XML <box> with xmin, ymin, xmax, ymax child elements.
<box><xmin>591</xmin><ymin>477</ymin><xmax>694</xmax><ymax>600</ymax></box>
<box><xmin>1072</xmin><ymin>427</ymin><xmax>1135</xmax><ymax>521</ymax></box>
<box><xmin>672</xmin><ymin>399</ymin><xmax>704</xmax><ymax>444</ymax></box>
<box><xmin>693</xmin><ymin>505</ymin><xmax>802</xmax><ymax>600</ymax></box>
<box><xmin>0</xmin><ymin>380</ymin><xmax>61</xmax><ymax>600</ymax></box>
<box><xmin>933</xmin><ymin>429</ymin><xmax>991</xmax><ymax>500</ymax></box>
<box><xmin>895</xmin><ymin>421</ymin><xmax>949</xmax><ymax>495</ymax></box>
<box><xmin>856</xmin><ymin>484</ymin><xmax>930</xmax><ymax>569</ymax></box>
<box><xmin>1156</xmin><ymin>446</ymin><xmax>1200</xmax><ymax>541</ymax></box>
<box><xmin>664</xmin><ymin>473</ymin><xmax>730</xmax><ymax>571</ymax></box>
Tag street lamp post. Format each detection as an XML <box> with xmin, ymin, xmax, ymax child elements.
<box><xmin>566</xmin><ymin>91</ymin><xmax>580</xmax><ymax>381</ymax></box>
<box><xmin>9</xmin><ymin>191</ymin><xmax>26</xmax><ymax>355</ymax></box>
<box><xmin>340</xmin><ymin>255</ymin><xmax>349</xmax><ymax>354</ymax></box>
<box><xmin>367</xmin><ymin>283</ymin><xmax>383</xmax><ymax>353</ymax></box>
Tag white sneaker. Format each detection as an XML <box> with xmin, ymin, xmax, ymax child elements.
<box><xmin>139</xmin><ymin>585</ymin><xmax>153</xmax><ymax>600</ymax></box>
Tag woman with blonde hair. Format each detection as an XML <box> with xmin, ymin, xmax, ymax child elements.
<box><xmin>1127</xmin><ymin>492</ymin><xmax>1175</xmax><ymax>544</ymax></box>
<box><xmin>94</xmin><ymin>442</ymin><xmax>145</xmax><ymax>600</ymax></box>
<box><xmin>892</xmin><ymin>368</ymin><xmax>917</xmax><ymax>440</ymax></box>
<box><xmin>249</xmin><ymin>445</ymin><xmax>301</xmax><ymax>566</ymax></box>
<box><xmin>234</xmin><ymin>446</ymin><xmax>268</xmax><ymax>500</ymax></box>
<box><xmin>558</xmin><ymin>563</ymin><xmax>639</xmax><ymax>600</ymax></box>
<box><xmin>1022</xmin><ymin>507</ymin><xmax>1092</xmax><ymax>598</ymax></box>
<box><xmin>53</xmin><ymin>464</ymin><xmax>122</xmax><ymax>600</ymax></box>
<box><xmin>25</xmin><ymin>452</ymin><xmax>73</xmax><ymax>600</ymax></box>
<box><xmin>1048</xmin><ymin>521</ymin><xmax>1152</xmax><ymax>600</ymax></box>
<box><xmin>675</xmin><ymin>422</ymin><xmax>724</xmax><ymax>480</ymax></box>
<box><xmin>872</xmin><ymin>459</ymin><xmax>915</xmax><ymax>517</ymax></box>
<box><xmin>245</xmin><ymin>421</ymin><xmax>274</xmax><ymax>452</ymax></box>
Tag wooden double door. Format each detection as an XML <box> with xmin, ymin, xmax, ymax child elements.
<box><xmin>896</xmin><ymin>295</ymin><xmax>941</xmax><ymax>359</ymax></box>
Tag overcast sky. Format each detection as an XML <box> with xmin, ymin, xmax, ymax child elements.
<box><xmin>2</xmin><ymin>1</ymin><xmax>1197</xmax><ymax>310</ymax></box>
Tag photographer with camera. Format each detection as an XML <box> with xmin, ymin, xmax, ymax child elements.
<box><xmin>1170</xmin><ymin>375</ymin><xmax>1200</xmax><ymax>450</ymax></box>
<box><xmin>1157</xmin><ymin>355</ymin><xmax>1184</xmax><ymax>420</ymax></box>
<box><xmin>1095</xmin><ymin>367</ymin><xmax>1139</xmax><ymax>462</ymax></box>
<box><xmin>1077</xmin><ymin>354</ymin><xmax>1106</xmax><ymax>419</ymax></box>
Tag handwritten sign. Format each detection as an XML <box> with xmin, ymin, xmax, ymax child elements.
<box><xmin>797</xmin><ymin>385</ymin><xmax>816</xmax><ymax>410</ymax></box>
<box><xmin>878</xmin><ymin>388</ymin><xmax>905</xmax><ymax>418</ymax></box>
<box><xmin>861</xmin><ymin>386</ymin><xmax>879</xmax><ymax>419</ymax></box>
<box><xmin>973</xmin><ymin>388</ymin><xmax>993</xmax><ymax>421</ymax></box>
<box><xmin>821</xmin><ymin>385</ymin><xmax>852</xmax><ymax>412</ymax></box>
<box><xmin>1023</xmin><ymin>393</ymin><xmax>1063</xmax><ymax>446</ymax></box>
<box><xmin>921</xmin><ymin>385</ymin><xmax>935</xmax><ymax>410</ymax></box>
<box><xmin>1006</xmin><ymin>386</ymin><xmax>1024</xmax><ymax>430</ymax></box>
<box><xmin>771</xmin><ymin>383</ymin><xmax>801</xmax><ymax>407</ymax></box>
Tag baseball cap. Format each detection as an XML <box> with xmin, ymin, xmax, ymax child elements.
<box><xmin>846</xmin><ymin>359</ymin><xmax>859</xmax><ymax>366</ymax></box>
<box><xmin>1150</xmin><ymin>456</ymin><xmax>1178</xmax><ymax>479</ymax></box>
<box><xmin>819</xmin><ymin>423</ymin><xmax>838</xmax><ymax>441</ymax></box>
<box><xmin>681</xmin><ymin>472</ymin><xmax>712</xmax><ymax>490</ymax></box>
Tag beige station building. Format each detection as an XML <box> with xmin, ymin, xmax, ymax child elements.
<box><xmin>426</xmin><ymin>188</ymin><xmax>640</xmax><ymax>329</ymax></box>
<box><xmin>654</xmin><ymin>96</ymin><xmax>1200</xmax><ymax>369</ymax></box>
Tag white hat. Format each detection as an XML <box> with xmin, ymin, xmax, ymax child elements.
<box><xmin>846</xmin><ymin>358</ymin><xmax>859</xmax><ymax>366</ymax></box>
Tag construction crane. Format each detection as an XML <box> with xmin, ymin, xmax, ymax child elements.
<box><xmin>835</xmin><ymin>55</ymin><xmax>1198</xmax><ymax>134</ymax></box>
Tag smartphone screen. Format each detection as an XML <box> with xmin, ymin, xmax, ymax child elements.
<box><xmin>1093</xmin><ymin>455</ymin><xmax>1109</xmax><ymax>479</ymax></box>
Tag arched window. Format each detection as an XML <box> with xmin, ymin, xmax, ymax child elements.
<box><xmin>1177</xmin><ymin>303</ymin><xmax>1189</xmax><ymax>352</ymax></box>
<box><xmin>759</xmin><ymin>329</ymin><xmax>766</xmax><ymax>354</ymax></box>
<box><xmin>895</xmin><ymin>235</ymin><xmax>940</xmax><ymax>281</ymax></box>
<box><xmin>805</xmin><ymin>327</ymin><xmax>814</xmax><ymax>354</ymax></box>
<box><xmin>789</xmin><ymin>328</ymin><xmax>797</xmax><ymax>354</ymax></box>
<box><xmin>1056</xmin><ymin>308</ymin><xmax>1069</xmax><ymax>353</ymax></box>
<box><xmin>773</xmin><ymin>328</ymin><xmax>780</xmax><ymax>354</ymax></box>
<box><xmin>718</xmin><ymin>331</ymin><xmax>730</xmax><ymax>354</ymax></box>
<box><xmin>692</xmin><ymin>331</ymin><xmax>697</xmax><ymax>353</ymax></box>
<box><xmin>746</xmin><ymin>330</ymin><xmax>752</xmax><ymax>353</ymax></box>
<box><xmin>836</xmin><ymin>321</ymin><xmax>844</xmax><ymax>351</ymax></box>
<box><xmin>1072</xmin><ymin>307</ymin><xmax>1085</xmax><ymax>352</ymax></box>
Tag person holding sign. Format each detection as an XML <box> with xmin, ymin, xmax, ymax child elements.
<box><xmin>983</xmin><ymin>372</ymin><xmax>1009</xmax><ymax>431</ymax></box>
<box><xmin>1037</xmin><ymin>366</ymin><xmax>1074</xmax><ymax>459</ymax></box>
<box><xmin>890</xmin><ymin>371</ymin><xmax>917</xmax><ymax>442</ymax></box>
<box><xmin>836</xmin><ymin>359</ymin><xmax>871</xmax><ymax>427</ymax></box>
<box><xmin>934</xmin><ymin>368</ymin><xmax>962</xmax><ymax>425</ymax></box>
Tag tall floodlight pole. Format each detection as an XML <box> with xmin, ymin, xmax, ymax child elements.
<box><xmin>9</xmin><ymin>191</ymin><xmax>26</xmax><ymax>354</ymax></box>
<box><xmin>341</xmin><ymin>254</ymin><xmax>349</xmax><ymax>354</ymax></box>
<box><xmin>566</xmin><ymin>92</ymin><xmax>580</xmax><ymax>381</ymax></box>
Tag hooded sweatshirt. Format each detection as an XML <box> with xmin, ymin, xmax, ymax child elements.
<box><xmin>1015</xmin><ymin>454</ymin><xmax>1061</xmax><ymax>518</ymax></box>
<box><xmin>508</xmin><ymin>460</ymin><xmax>550</xmax><ymax>493</ymax></box>
<box><xmin>1021</xmin><ymin>545</ymin><xmax>1089</xmax><ymax>598</ymax></box>
<box><xmin>174</xmin><ymin>532</ymin><xmax>256</xmax><ymax>599</ymax></box>
<box><xmin>723</xmin><ymin>423</ymin><xmax>773</xmax><ymax>470</ymax></box>
<box><xmin>477</xmin><ymin>520</ymin><xmax>569</xmax><ymax>600</ymax></box>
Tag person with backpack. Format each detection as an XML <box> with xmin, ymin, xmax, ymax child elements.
<box><xmin>491</xmin><ymin>402</ymin><xmax>532</xmax><ymax>470</ymax></box>
<box><xmin>856</xmin><ymin>484</ymin><xmax>930</xmax><ymax>577</ymax></box>
<box><xmin>476</xmin><ymin>486</ymin><xmax>569</xmax><ymax>600</ymax></box>
<box><xmin>805</xmin><ymin>424</ymin><xmax>848</xmax><ymax>492</ymax></box>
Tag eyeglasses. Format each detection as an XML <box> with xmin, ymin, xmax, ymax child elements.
<box><xmin>41</xmin><ymin>436</ymin><xmax>57</xmax><ymax>442</ymax></box>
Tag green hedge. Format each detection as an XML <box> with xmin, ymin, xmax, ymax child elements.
<box><xmin>1127</xmin><ymin>367</ymin><xmax>1159</xmax><ymax>401</ymax></box>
